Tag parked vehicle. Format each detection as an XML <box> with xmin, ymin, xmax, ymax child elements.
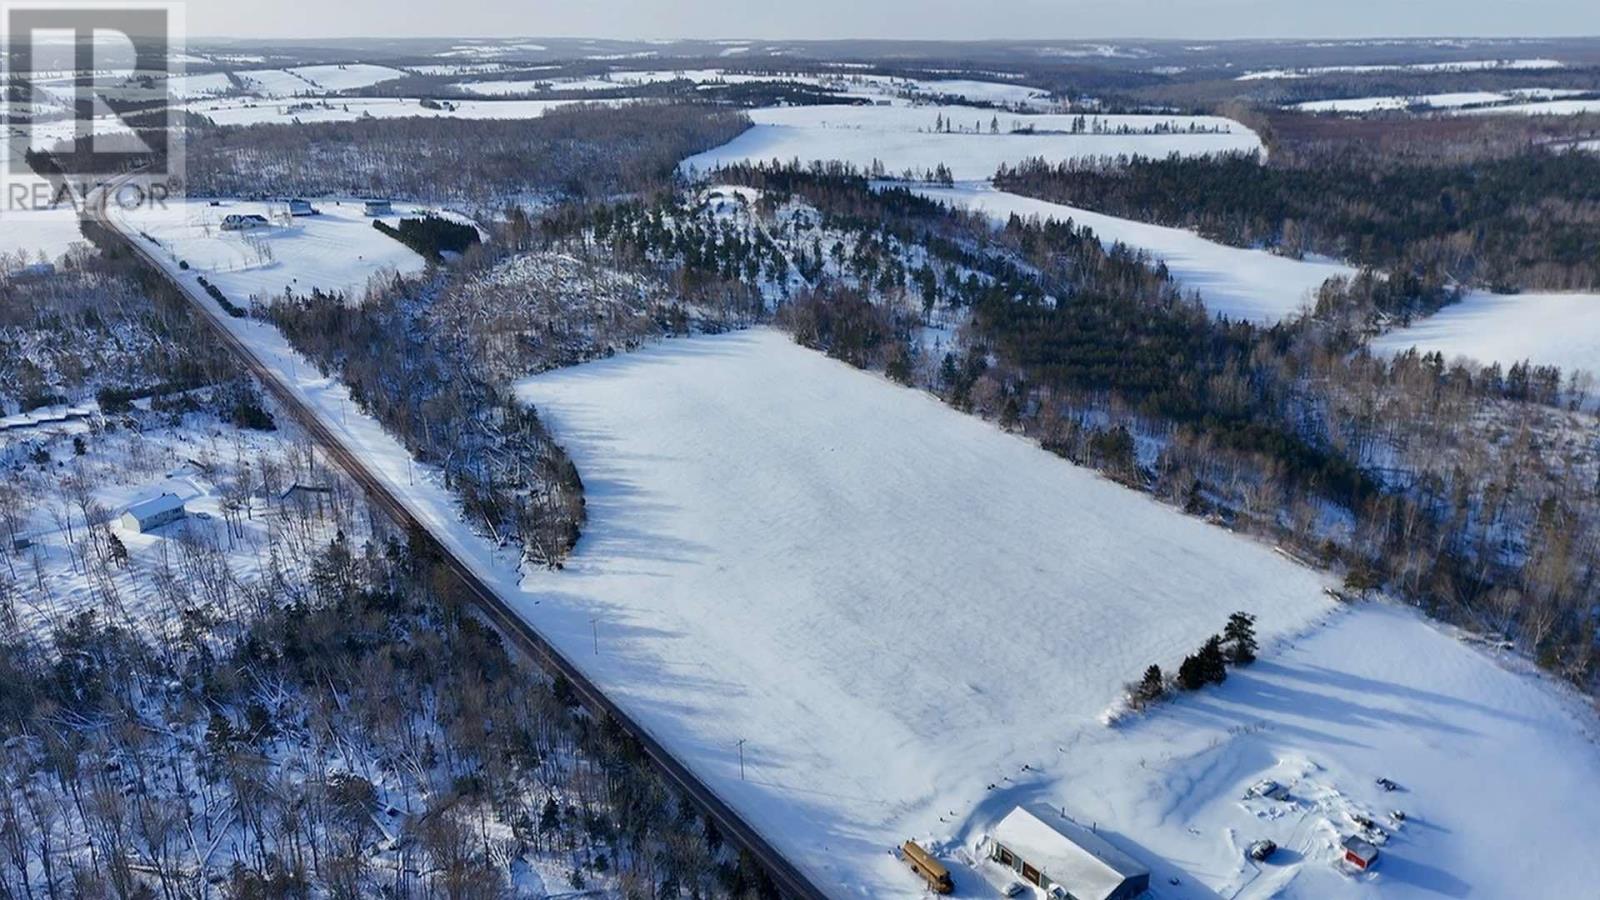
<box><xmin>901</xmin><ymin>840</ymin><xmax>954</xmax><ymax>894</ymax></box>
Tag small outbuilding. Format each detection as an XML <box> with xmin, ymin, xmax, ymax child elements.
<box><xmin>287</xmin><ymin>198</ymin><xmax>318</xmax><ymax>216</ymax></box>
<box><xmin>119</xmin><ymin>493</ymin><xmax>187</xmax><ymax>534</ymax></box>
<box><xmin>1341</xmin><ymin>835</ymin><xmax>1380</xmax><ymax>872</ymax></box>
<box><xmin>363</xmin><ymin>199</ymin><xmax>394</xmax><ymax>217</ymax></box>
<box><xmin>983</xmin><ymin>806</ymin><xmax>1150</xmax><ymax>900</ymax></box>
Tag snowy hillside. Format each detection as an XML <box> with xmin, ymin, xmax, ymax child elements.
<box><xmin>914</xmin><ymin>183</ymin><xmax>1354</xmax><ymax>324</ymax></box>
<box><xmin>515</xmin><ymin>329</ymin><xmax>1338</xmax><ymax>894</ymax></box>
<box><xmin>681</xmin><ymin>105</ymin><xmax>1259</xmax><ymax>181</ymax></box>
<box><xmin>513</xmin><ymin>329</ymin><xmax>1600</xmax><ymax>898</ymax></box>
<box><xmin>104</xmin><ymin>189</ymin><xmax>1600</xmax><ymax>896</ymax></box>
<box><xmin>183</xmin><ymin>95</ymin><xmax>609</xmax><ymax>126</ymax></box>
<box><xmin>1373</xmin><ymin>290</ymin><xmax>1600</xmax><ymax>379</ymax></box>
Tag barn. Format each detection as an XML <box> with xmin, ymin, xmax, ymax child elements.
<box><xmin>119</xmin><ymin>493</ymin><xmax>187</xmax><ymax>534</ymax></box>
<box><xmin>983</xmin><ymin>806</ymin><xmax>1150</xmax><ymax>900</ymax></box>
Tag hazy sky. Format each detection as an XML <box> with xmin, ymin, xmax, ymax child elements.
<box><xmin>184</xmin><ymin>0</ymin><xmax>1600</xmax><ymax>41</ymax></box>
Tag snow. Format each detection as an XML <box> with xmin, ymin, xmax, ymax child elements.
<box><xmin>681</xmin><ymin>105</ymin><xmax>1259</xmax><ymax>181</ymax></box>
<box><xmin>1073</xmin><ymin>602</ymin><xmax>1600</xmax><ymax>899</ymax></box>
<box><xmin>121</xmin><ymin>199</ymin><xmax>431</xmax><ymax>303</ymax></box>
<box><xmin>1372</xmin><ymin>291</ymin><xmax>1600</xmax><ymax>378</ymax></box>
<box><xmin>1294</xmin><ymin>91</ymin><xmax>1510</xmax><ymax>113</ymax></box>
<box><xmin>162</xmin><ymin>71</ymin><xmax>236</xmax><ymax>100</ymax></box>
<box><xmin>914</xmin><ymin>183</ymin><xmax>1354</xmax><ymax>324</ymax></box>
<box><xmin>988</xmin><ymin>807</ymin><xmax>1146</xmax><ymax>900</ymax></box>
<box><xmin>100</xmin><ymin>192</ymin><xmax>1600</xmax><ymax>897</ymax></box>
<box><xmin>512</xmin><ymin>329</ymin><xmax>1340</xmax><ymax>895</ymax></box>
<box><xmin>0</xmin><ymin>171</ymin><xmax>86</xmax><ymax>262</ymax></box>
<box><xmin>229</xmin><ymin>64</ymin><xmax>407</xmax><ymax>97</ymax></box>
<box><xmin>1238</xmin><ymin>58</ymin><xmax>1565</xmax><ymax>80</ymax></box>
<box><xmin>910</xmin><ymin>79</ymin><xmax>1051</xmax><ymax>106</ymax></box>
<box><xmin>232</xmin><ymin>68</ymin><xmax>320</xmax><ymax>97</ymax></box>
<box><xmin>288</xmin><ymin>63</ymin><xmax>408</xmax><ymax>92</ymax></box>
<box><xmin>184</xmin><ymin>96</ymin><xmax>609</xmax><ymax>126</ymax></box>
<box><xmin>1455</xmin><ymin>97</ymin><xmax>1600</xmax><ymax>116</ymax></box>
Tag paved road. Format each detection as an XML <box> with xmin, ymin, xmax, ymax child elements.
<box><xmin>91</xmin><ymin>184</ymin><xmax>832</xmax><ymax>900</ymax></box>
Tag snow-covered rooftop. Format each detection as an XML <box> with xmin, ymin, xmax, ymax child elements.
<box><xmin>991</xmin><ymin>806</ymin><xmax>1148</xmax><ymax>900</ymax></box>
<box><xmin>124</xmin><ymin>492</ymin><xmax>186</xmax><ymax>521</ymax></box>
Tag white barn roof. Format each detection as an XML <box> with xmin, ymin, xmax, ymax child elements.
<box><xmin>992</xmin><ymin>806</ymin><xmax>1148</xmax><ymax>900</ymax></box>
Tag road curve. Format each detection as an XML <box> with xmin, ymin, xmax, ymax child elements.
<box><xmin>90</xmin><ymin>183</ymin><xmax>832</xmax><ymax>900</ymax></box>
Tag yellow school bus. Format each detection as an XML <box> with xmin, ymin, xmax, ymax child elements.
<box><xmin>902</xmin><ymin>840</ymin><xmax>955</xmax><ymax>894</ymax></box>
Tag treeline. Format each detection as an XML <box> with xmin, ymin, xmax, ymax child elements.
<box><xmin>701</xmin><ymin>165</ymin><xmax>1598</xmax><ymax>690</ymax></box>
<box><xmin>267</xmin><ymin>279</ymin><xmax>587</xmax><ymax>568</ymax></box>
<box><xmin>0</xmin><ymin>526</ymin><xmax>777</xmax><ymax>898</ymax></box>
<box><xmin>374</xmin><ymin>214</ymin><xmax>482</xmax><ymax>260</ymax></box>
<box><xmin>995</xmin><ymin>148</ymin><xmax>1600</xmax><ymax>295</ymax></box>
<box><xmin>1</xmin><ymin>226</ymin><xmax>247</xmax><ymax>415</ymax></box>
<box><xmin>185</xmin><ymin>103</ymin><xmax>750</xmax><ymax>206</ymax></box>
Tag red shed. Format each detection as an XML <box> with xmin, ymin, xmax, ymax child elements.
<box><xmin>1341</xmin><ymin>835</ymin><xmax>1380</xmax><ymax>871</ymax></box>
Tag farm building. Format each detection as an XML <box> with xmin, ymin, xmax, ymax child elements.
<box><xmin>1341</xmin><ymin>835</ymin><xmax>1380</xmax><ymax>871</ymax></box>
<box><xmin>287</xmin><ymin>198</ymin><xmax>318</xmax><ymax>216</ymax></box>
<box><xmin>982</xmin><ymin>806</ymin><xmax>1150</xmax><ymax>900</ymax></box>
<box><xmin>363</xmin><ymin>199</ymin><xmax>394</xmax><ymax>216</ymax></box>
<box><xmin>221</xmin><ymin>213</ymin><xmax>269</xmax><ymax>231</ymax></box>
<box><xmin>119</xmin><ymin>493</ymin><xmax>187</xmax><ymax>534</ymax></box>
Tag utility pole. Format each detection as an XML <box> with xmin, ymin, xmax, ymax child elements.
<box><xmin>591</xmin><ymin>617</ymin><xmax>599</xmax><ymax>655</ymax></box>
<box><xmin>737</xmin><ymin>739</ymin><xmax>748</xmax><ymax>781</ymax></box>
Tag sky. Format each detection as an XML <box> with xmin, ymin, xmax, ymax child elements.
<box><xmin>183</xmin><ymin>0</ymin><xmax>1600</xmax><ymax>41</ymax></box>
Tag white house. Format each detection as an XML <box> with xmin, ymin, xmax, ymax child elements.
<box><xmin>982</xmin><ymin>806</ymin><xmax>1150</xmax><ymax>900</ymax></box>
<box><xmin>119</xmin><ymin>493</ymin><xmax>187</xmax><ymax>534</ymax></box>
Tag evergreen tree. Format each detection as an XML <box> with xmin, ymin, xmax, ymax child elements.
<box><xmin>1180</xmin><ymin>636</ymin><xmax>1229</xmax><ymax>690</ymax></box>
<box><xmin>1224</xmin><ymin>611</ymin><xmax>1258</xmax><ymax>665</ymax></box>
<box><xmin>1199</xmin><ymin>635</ymin><xmax>1228</xmax><ymax>685</ymax></box>
<box><xmin>1177</xmin><ymin>652</ymin><xmax>1206</xmax><ymax>691</ymax></box>
<box><xmin>1132</xmin><ymin>664</ymin><xmax>1166</xmax><ymax>707</ymax></box>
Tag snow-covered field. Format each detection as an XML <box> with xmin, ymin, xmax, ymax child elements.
<box><xmin>510</xmin><ymin>330</ymin><xmax>1600</xmax><ymax>899</ymax></box>
<box><xmin>120</xmin><ymin>199</ymin><xmax>430</xmax><ymax>303</ymax></box>
<box><xmin>183</xmin><ymin>95</ymin><xmax>609</xmax><ymax>126</ymax></box>
<box><xmin>288</xmin><ymin>63</ymin><xmax>408</xmax><ymax>92</ymax></box>
<box><xmin>0</xmin><ymin>169</ymin><xmax>86</xmax><ymax>262</ymax></box>
<box><xmin>1455</xmin><ymin>97</ymin><xmax>1600</xmax><ymax>116</ymax></box>
<box><xmin>231</xmin><ymin>63</ymin><xmax>406</xmax><ymax>97</ymax></box>
<box><xmin>514</xmin><ymin>329</ymin><xmax>1341</xmax><ymax>895</ymax></box>
<box><xmin>914</xmin><ymin>183</ymin><xmax>1353</xmax><ymax>324</ymax></box>
<box><xmin>1373</xmin><ymin>291</ymin><xmax>1600</xmax><ymax>379</ymax></box>
<box><xmin>681</xmin><ymin>105</ymin><xmax>1258</xmax><ymax>181</ymax></box>
<box><xmin>1294</xmin><ymin>91</ymin><xmax>1511</xmax><ymax>113</ymax></box>
<box><xmin>1294</xmin><ymin>88</ymin><xmax>1592</xmax><ymax>114</ymax></box>
<box><xmin>1238</xmin><ymin>58</ymin><xmax>1565</xmax><ymax>80</ymax></box>
<box><xmin>453</xmin><ymin>68</ymin><xmax>1056</xmax><ymax>108</ymax></box>
<box><xmin>102</xmin><ymin>183</ymin><xmax>1600</xmax><ymax>897</ymax></box>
